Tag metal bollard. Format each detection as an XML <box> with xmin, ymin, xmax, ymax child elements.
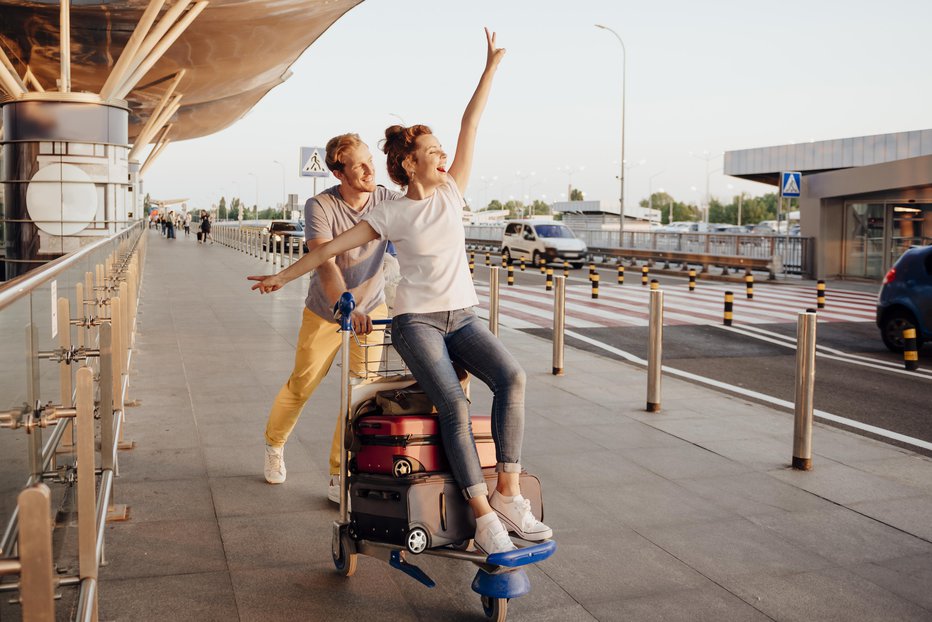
<box><xmin>507</xmin><ymin>264</ymin><xmax>514</xmax><ymax>286</ymax></box>
<box><xmin>792</xmin><ymin>310</ymin><xmax>817</xmax><ymax>470</ymax></box>
<box><xmin>650</xmin><ymin>278</ymin><xmax>659</xmax><ymax>291</ymax></box>
<box><xmin>591</xmin><ymin>273</ymin><xmax>600</xmax><ymax>299</ymax></box>
<box><xmin>688</xmin><ymin>269</ymin><xmax>696</xmax><ymax>292</ymax></box>
<box><xmin>552</xmin><ymin>275</ymin><xmax>566</xmax><ymax>376</ymax></box>
<box><xmin>520</xmin><ymin>257</ymin><xmax>526</xmax><ymax>272</ymax></box>
<box><xmin>723</xmin><ymin>291</ymin><xmax>734</xmax><ymax>326</ymax></box>
<box><xmin>488</xmin><ymin>266</ymin><xmax>500</xmax><ymax>337</ymax></box>
<box><xmin>563</xmin><ymin>260</ymin><xmax>569</xmax><ymax>278</ymax></box>
<box><xmin>641</xmin><ymin>265</ymin><xmax>649</xmax><ymax>286</ymax></box>
<box><xmin>539</xmin><ymin>257</ymin><xmax>546</xmax><ymax>274</ymax></box>
<box><xmin>617</xmin><ymin>265</ymin><xmax>624</xmax><ymax>285</ymax></box>
<box><xmin>545</xmin><ymin>267</ymin><xmax>553</xmax><ymax>291</ymax></box>
<box><xmin>903</xmin><ymin>327</ymin><xmax>920</xmax><ymax>371</ymax></box>
<box><xmin>469</xmin><ymin>255</ymin><xmax>475</xmax><ymax>276</ymax></box>
<box><xmin>589</xmin><ymin>263</ymin><xmax>596</xmax><ymax>281</ymax></box>
<box><xmin>745</xmin><ymin>273</ymin><xmax>754</xmax><ymax>299</ymax></box>
<box><xmin>470</xmin><ymin>251</ymin><xmax>475</xmax><ymax>267</ymax></box>
<box><xmin>485</xmin><ymin>252</ymin><xmax>491</xmax><ymax>267</ymax></box>
<box><xmin>817</xmin><ymin>280</ymin><xmax>826</xmax><ymax>309</ymax></box>
<box><xmin>647</xmin><ymin>288</ymin><xmax>663</xmax><ymax>412</ymax></box>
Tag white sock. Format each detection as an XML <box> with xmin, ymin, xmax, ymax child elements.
<box><xmin>495</xmin><ymin>492</ymin><xmax>517</xmax><ymax>503</ymax></box>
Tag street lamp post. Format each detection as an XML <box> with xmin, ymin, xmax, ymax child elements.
<box><xmin>595</xmin><ymin>24</ymin><xmax>626</xmax><ymax>243</ymax></box>
<box><xmin>273</xmin><ymin>160</ymin><xmax>286</xmax><ymax>218</ymax></box>
<box><xmin>247</xmin><ymin>172</ymin><xmax>259</xmax><ymax>217</ymax></box>
<box><xmin>691</xmin><ymin>151</ymin><xmax>721</xmax><ymax>226</ymax></box>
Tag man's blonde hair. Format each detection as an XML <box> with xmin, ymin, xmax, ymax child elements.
<box><xmin>325</xmin><ymin>133</ymin><xmax>364</xmax><ymax>173</ymax></box>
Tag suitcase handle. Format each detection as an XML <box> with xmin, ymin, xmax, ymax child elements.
<box><xmin>356</xmin><ymin>421</ymin><xmax>383</xmax><ymax>430</ymax></box>
<box><xmin>355</xmin><ymin>488</ymin><xmax>401</xmax><ymax>501</ymax></box>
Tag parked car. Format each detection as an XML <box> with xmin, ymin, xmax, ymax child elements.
<box><xmin>263</xmin><ymin>220</ymin><xmax>305</xmax><ymax>253</ymax></box>
<box><xmin>876</xmin><ymin>245</ymin><xmax>932</xmax><ymax>352</ymax></box>
<box><xmin>501</xmin><ymin>220</ymin><xmax>588</xmax><ymax>268</ymax></box>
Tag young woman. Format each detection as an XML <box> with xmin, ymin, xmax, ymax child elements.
<box><xmin>248</xmin><ymin>29</ymin><xmax>551</xmax><ymax>555</ymax></box>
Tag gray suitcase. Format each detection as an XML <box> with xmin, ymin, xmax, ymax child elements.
<box><xmin>349</xmin><ymin>468</ymin><xmax>543</xmax><ymax>554</ymax></box>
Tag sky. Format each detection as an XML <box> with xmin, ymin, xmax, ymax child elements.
<box><xmin>144</xmin><ymin>0</ymin><xmax>932</xmax><ymax>214</ymax></box>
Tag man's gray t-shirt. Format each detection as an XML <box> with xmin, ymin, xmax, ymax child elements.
<box><xmin>304</xmin><ymin>185</ymin><xmax>399</xmax><ymax>320</ymax></box>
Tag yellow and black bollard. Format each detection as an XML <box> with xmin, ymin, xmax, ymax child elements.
<box><xmin>507</xmin><ymin>264</ymin><xmax>514</xmax><ymax>287</ymax></box>
<box><xmin>589</xmin><ymin>263</ymin><xmax>596</xmax><ymax>281</ymax></box>
<box><xmin>539</xmin><ymin>257</ymin><xmax>547</xmax><ymax>274</ymax></box>
<box><xmin>723</xmin><ymin>291</ymin><xmax>734</xmax><ymax>326</ymax></box>
<box><xmin>903</xmin><ymin>327</ymin><xmax>920</xmax><ymax>371</ymax></box>
<box><xmin>485</xmin><ymin>252</ymin><xmax>491</xmax><ymax>267</ymax></box>
<box><xmin>469</xmin><ymin>255</ymin><xmax>475</xmax><ymax>276</ymax></box>
<box><xmin>650</xmin><ymin>278</ymin><xmax>659</xmax><ymax>291</ymax></box>
<box><xmin>745</xmin><ymin>273</ymin><xmax>754</xmax><ymax>299</ymax></box>
<box><xmin>617</xmin><ymin>265</ymin><xmax>625</xmax><ymax>285</ymax></box>
<box><xmin>470</xmin><ymin>251</ymin><xmax>475</xmax><ymax>267</ymax></box>
<box><xmin>545</xmin><ymin>266</ymin><xmax>554</xmax><ymax>291</ymax></box>
<box><xmin>563</xmin><ymin>260</ymin><xmax>570</xmax><ymax>278</ymax></box>
<box><xmin>688</xmin><ymin>269</ymin><xmax>696</xmax><ymax>292</ymax></box>
<box><xmin>591</xmin><ymin>273</ymin><xmax>600</xmax><ymax>299</ymax></box>
<box><xmin>817</xmin><ymin>280</ymin><xmax>826</xmax><ymax>309</ymax></box>
<box><xmin>520</xmin><ymin>256</ymin><xmax>526</xmax><ymax>272</ymax></box>
<box><xmin>641</xmin><ymin>265</ymin><xmax>649</xmax><ymax>286</ymax></box>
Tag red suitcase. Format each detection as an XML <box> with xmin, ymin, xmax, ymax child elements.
<box><xmin>352</xmin><ymin>414</ymin><xmax>496</xmax><ymax>477</ymax></box>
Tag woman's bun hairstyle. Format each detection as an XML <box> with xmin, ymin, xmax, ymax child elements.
<box><xmin>382</xmin><ymin>124</ymin><xmax>432</xmax><ymax>186</ymax></box>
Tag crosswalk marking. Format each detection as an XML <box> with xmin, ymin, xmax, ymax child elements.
<box><xmin>475</xmin><ymin>278</ymin><xmax>877</xmax><ymax>330</ymax></box>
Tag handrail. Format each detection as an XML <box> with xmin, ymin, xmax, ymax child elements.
<box><xmin>0</xmin><ymin>221</ymin><xmax>144</xmax><ymax>311</ymax></box>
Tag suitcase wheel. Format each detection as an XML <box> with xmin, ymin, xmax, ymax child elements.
<box><xmin>392</xmin><ymin>457</ymin><xmax>414</xmax><ymax>478</ymax></box>
<box><xmin>405</xmin><ymin>526</ymin><xmax>430</xmax><ymax>554</ymax></box>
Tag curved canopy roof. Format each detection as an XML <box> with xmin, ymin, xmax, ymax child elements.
<box><xmin>0</xmin><ymin>0</ymin><xmax>361</xmax><ymax>141</ymax></box>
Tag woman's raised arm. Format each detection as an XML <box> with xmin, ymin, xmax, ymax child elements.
<box><xmin>447</xmin><ymin>28</ymin><xmax>505</xmax><ymax>194</ymax></box>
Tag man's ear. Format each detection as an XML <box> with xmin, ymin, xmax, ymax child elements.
<box><xmin>332</xmin><ymin>169</ymin><xmax>345</xmax><ymax>184</ymax></box>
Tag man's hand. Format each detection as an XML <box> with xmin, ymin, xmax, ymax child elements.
<box><xmin>248</xmin><ymin>274</ymin><xmax>284</xmax><ymax>294</ymax></box>
<box><xmin>350</xmin><ymin>311</ymin><xmax>374</xmax><ymax>335</ymax></box>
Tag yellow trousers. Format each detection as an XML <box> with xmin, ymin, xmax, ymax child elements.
<box><xmin>264</xmin><ymin>304</ymin><xmax>387</xmax><ymax>474</ymax></box>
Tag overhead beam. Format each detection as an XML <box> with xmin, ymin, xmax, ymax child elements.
<box><xmin>60</xmin><ymin>0</ymin><xmax>71</xmax><ymax>92</ymax></box>
<box><xmin>114</xmin><ymin>1</ymin><xmax>208</xmax><ymax>101</ymax></box>
<box><xmin>99</xmin><ymin>0</ymin><xmax>168</xmax><ymax>101</ymax></box>
<box><xmin>129</xmin><ymin>95</ymin><xmax>181</xmax><ymax>161</ymax></box>
<box><xmin>0</xmin><ymin>46</ymin><xmax>26</xmax><ymax>98</ymax></box>
<box><xmin>139</xmin><ymin>134</ymin><xmax>172</xmax><ymax>177</ymax></box>
<box><xmin>129</xmin><ymin>69</ymin><xmax>185</xmax><ymax>152</ymax></box>
<box><xmin>0</xmin><ymin>45</ymin><xmax>27</xmax><ymax>93</ymax></box>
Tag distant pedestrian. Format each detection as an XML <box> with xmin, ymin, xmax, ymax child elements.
<box><xmin>166</xmin><ymin>211</ymin><xmax>176</xmax><ymax>239</ymax></box>
<box><xmin>183</xmin><ymin>212</ymin><xmax>192</xmax><ymax>237</ymax></box>
<box><xmin>200</xmin><ymin>211</ymin><xmax>212</xmax><ymax>244</ymax></box>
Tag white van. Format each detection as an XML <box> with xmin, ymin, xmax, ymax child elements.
<box><xmin>501</xmin><ymin>220</ymin><xmax>588</xmax><ymax>268</ymax></box>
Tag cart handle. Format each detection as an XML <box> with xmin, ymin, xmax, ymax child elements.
<box><xmin>336</xmin><ymin>292</ymin><xmax>393</xmax><ymax>330</ymax></box>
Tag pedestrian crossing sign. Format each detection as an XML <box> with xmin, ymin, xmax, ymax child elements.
<box><xmin>300</xmin><ymin>146</ymin><xmax>329</xmax><ymax>178</ymax></box>
<box><xmin>780</xmin><ymin>172</ymin><xmax>801</xmax><ymax>198</ymax></box>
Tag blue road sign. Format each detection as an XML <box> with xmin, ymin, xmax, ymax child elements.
<box><xmin>780</xmin><ymin>171</ymin><xmax>801</xmax><ymax>198</ymax></box>
<box><xmin>299</xmin><ymin>146</ymin><xmax>329</xmax><ymax>178</ymax></box>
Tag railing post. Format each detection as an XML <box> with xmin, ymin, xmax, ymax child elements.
<box><xmin>76</xmin><ymin>366</ymin><xmax>98</xmax><ymax>620</ymax></box>
<box><xmin>647</xmin><ymin>288</ymin><xmax>663</xmax><ymax>412</ymax></box>
<box><xmin>17</xmin><ymin>484</ymin><xmax>55</xmax><ymax>622</ymax></box>
<box><xmin>792</xmin><ymin>310</ymin><xmax>817</xmax><ymax>470</ymax></box>
<box><xmin>488</xmin><ymin>266</ymin><xmax>499</xmax><ymax>337</ymax></box>
<box><xmin>552</xmin><ymin>275</ymin><xmax>565</xmax><ymax>376</ymax></box>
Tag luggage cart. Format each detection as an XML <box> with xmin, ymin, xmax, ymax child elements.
<box><xmin>330</xmin><ymin>293</ymin><xmax>556</xmax><ymax>621</ymax></box>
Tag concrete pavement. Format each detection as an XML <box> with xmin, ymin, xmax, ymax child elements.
<box><xmin>87</xmin><ymin>229</ymin><xmax>932</xmax><ymax>621</ymax></box>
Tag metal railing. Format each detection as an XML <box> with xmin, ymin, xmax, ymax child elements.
<box><xmin>0</xmin><ymin>220</ymin><xmax>145</xmax><ymax>621</ymax></box>
<box><xmin>464</xmin><ymin>224</ymin><xmax>812</xmax><ymax>276</ymax></box>
<box><xmin>212</xmin><ymin>223</ymin><xmax>305</xmax><ymax>270</ymax></box>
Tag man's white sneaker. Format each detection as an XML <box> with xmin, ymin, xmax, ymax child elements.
<box><xmin>328</xmin><ymin>475</ymin><xmax>340</xmax><ymax>504</ymax></box>
<box><xmin>489</xmin><ymin>491</ymin><xmax>552</xmax><ymax>541</ymax></box>
<box><xmin>474</xmin><ymin>513</ymin><xmax>516</xmax><ymax>556</ymax></box>
<box><xmin>264</xmin><ymin>445</ymin><xmax>286</xmax><ymax>484</ymax></box>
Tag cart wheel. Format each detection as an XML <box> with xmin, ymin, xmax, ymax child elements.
<box><xmin>332</xmin><ymin>532</ymin><xmax>357</xmax><ymax>577</ymax></box>
<box><xmin>481</xmin><ymin>595</ymin><xmax>508</xmax><ymax>621</ymax></box>
<box><xmin>405</xmin><ymin>527</ymin><xmax>429</xmax><ymax>554</ymax></box>
<box><xmin>392</xmin><ymin>458</ymin><xmax>414</xmax><ymax>478</ymax></box>
<box><xmin>451</xmin><ymin>538</ymin><xmax>473</xmax><ymax>551</ymax></box>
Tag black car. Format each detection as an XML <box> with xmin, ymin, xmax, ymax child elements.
<box><xmin>876</xmin><ymin>245</ymin><xmax>932</xmax><ymax>352</ymax></box>
<box><xmin>264</xmin><ymin>220</ymin><xmax>305</xmax><ymax>253</ymax></box>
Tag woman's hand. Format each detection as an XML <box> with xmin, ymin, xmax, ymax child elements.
<box><xmin>485</xmin><ymin>27</ymin><xmax>505</xmax><ymax>70</ymax></box>
<box><xmin>248</xmin><ymin>274</ymin><xmax>285</xmax><ymax>294</ymax></box>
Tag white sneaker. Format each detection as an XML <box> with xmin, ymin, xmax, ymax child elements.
<box><xmin>328</xmin><ymin>475</ymin><xmax>340</xmax><ymax>504</ymax></box>
<box><xmin>489</xmin><ymin>492</ymin><xmax>552</xmax><ymax>541</ymax></box>
<box><xmin>474</xmin><ymin>514</ymin><xmax>516</xmax><ymax>555</ymax></box>
<box><xmin>264</xmin><ymin>445</ymin><xmax>286</xmax><ymax>484</ymax></box>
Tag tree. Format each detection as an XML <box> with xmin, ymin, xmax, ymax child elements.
<box><xmin>486</xmin><ymin>199</ymin><xmax>503</xmax><ymax>212</ymax></box>
<box><xmin>503</xmin><ymin>200</ymin><xmax>525</xmax><ymax>219</ymax></box>
<box><xmin>143</xmin><ymin>193</ymin><xmax>152</xmax><ymax>215</ymax></box>
<box><xmin>569</xmin><ymin>188</ymin><xmax>584</xmax><ymax>201</ymax></box>
<box><xmin>218</xmin><ymin>196</ymin><xmax>228</xmax><ymax>220</ymax></box>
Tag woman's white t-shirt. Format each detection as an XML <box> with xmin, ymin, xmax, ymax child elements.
<box><xmin>363</xmin><ymin>179</ymin><xmax>478</xmax><ymax>315</ymax></box>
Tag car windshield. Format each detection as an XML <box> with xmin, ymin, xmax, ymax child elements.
<box><xmin>534</xmin><ymin>225</ymin><xmax>574</xmax><ymax>239</ymax></box>
<box><xmin>274</xmin><ymin>223</ymin><xmax>302</xmax><ymax>232</ymax></box>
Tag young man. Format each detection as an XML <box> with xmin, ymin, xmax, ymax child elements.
<box><xmin>254</xmin><ymin>133</ymin><xmax>399</xmax><ymax>501</ymax></box>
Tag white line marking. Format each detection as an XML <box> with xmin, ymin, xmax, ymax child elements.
<box><xmin>562</xmin><ymin>328</ymin><xmax>932</xmax><ymax>453</ymax></box>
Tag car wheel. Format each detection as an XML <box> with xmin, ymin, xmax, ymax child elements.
<box><xmin>532</xmin><ymin>250</ymin><xmax>543</xmax><ymax>268</ymax></box>
<box><xmin>571</xmin><ymin>262</ymin><xmax>583</xmax><ymax>270</ymax></box>
<box><xmin>880</xmin><ymin>309</ymin><xmax>918</xmax><ymax>353</ymax></box>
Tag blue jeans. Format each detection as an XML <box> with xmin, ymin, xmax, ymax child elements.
<box><xmin>392</xmin><ymin>309</ymin><xmax>525</xmax><ymax>499</ymax></box>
